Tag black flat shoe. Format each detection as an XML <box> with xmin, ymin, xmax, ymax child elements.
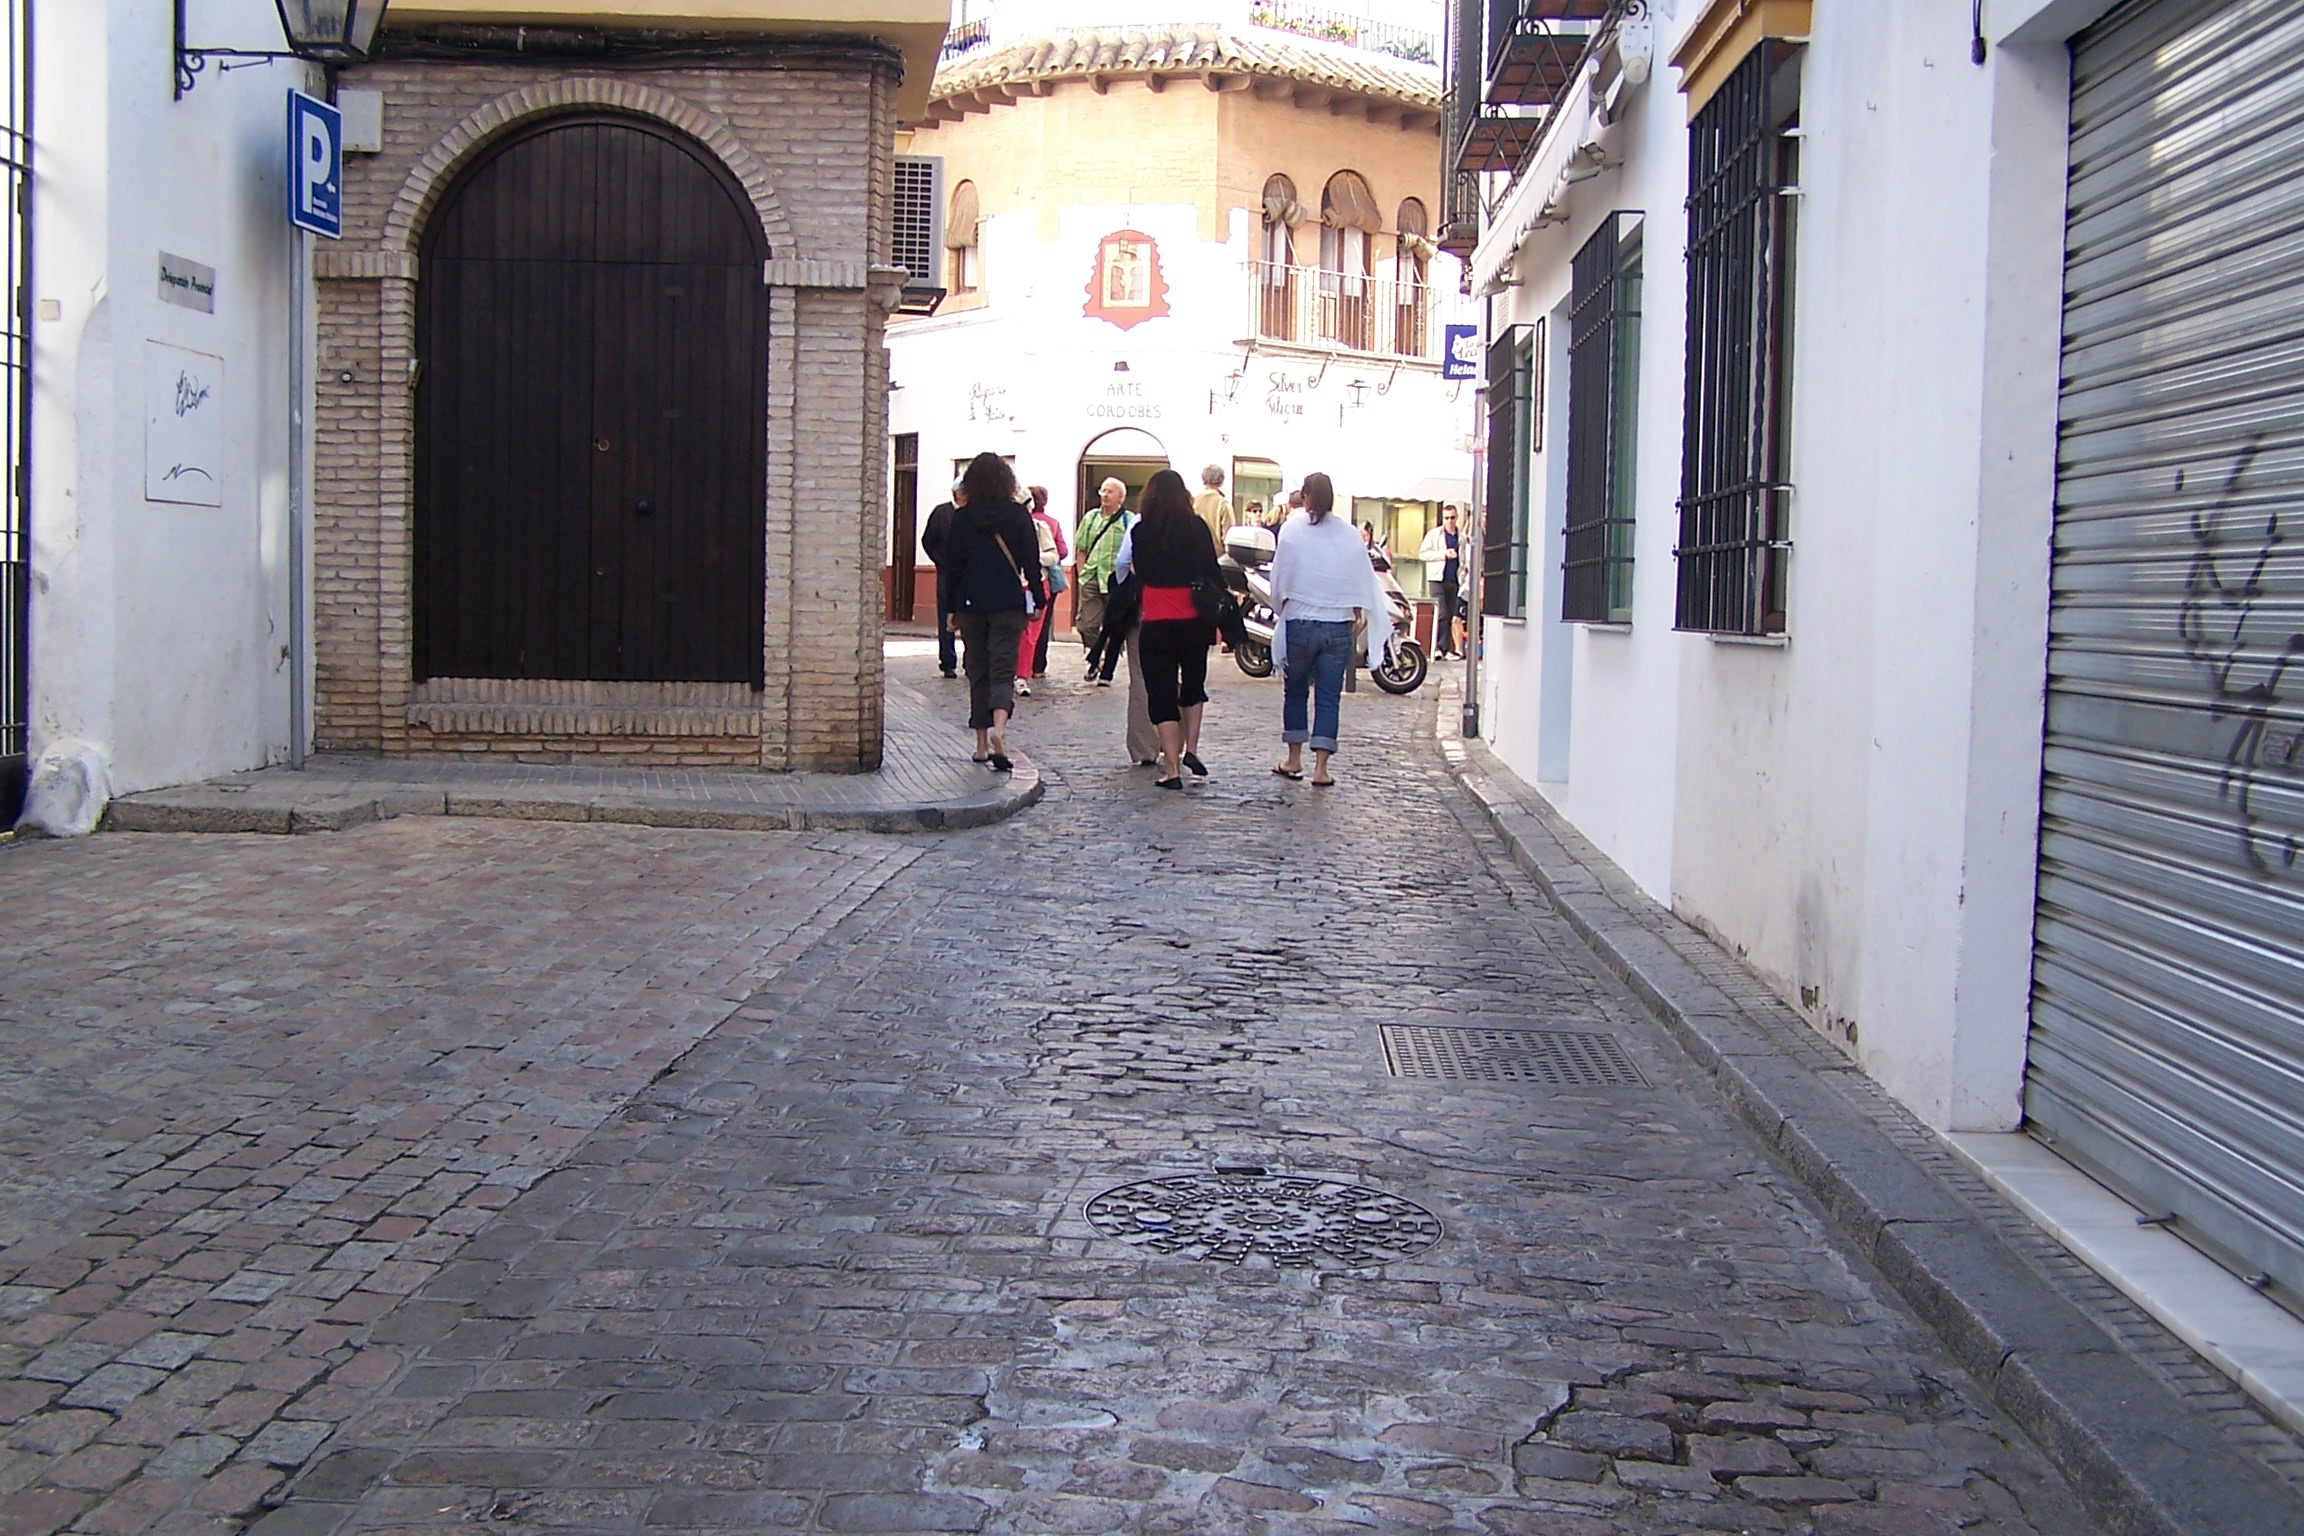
<box><xmin>1154</xmin><ymin>775</ymin><xmax>1184</xmax><ymax>791</ymax></box>
<box><xmin>1181</xmin><ymin>752</ymin><xmax>1207</xmax><ymax>778</ymax></box>
<box><xmin>987</xmin><ymin>753</ymin><xmax>1013</xmax><ymax>773</ymax></box>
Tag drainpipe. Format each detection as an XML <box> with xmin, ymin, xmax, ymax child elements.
<box><xmin>1461</xmin><ymin>292</ymin><xmax>1491</xmax><ymax>740</ymax></box>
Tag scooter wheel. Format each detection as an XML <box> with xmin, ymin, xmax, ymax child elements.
<box><xmin>1235</xmin><ymin>639</ymin><xmax>1273</xmax><ymax>678</ymax></box>
<box><xmin>1373</xmin><ymin>640</ymin><xmax>1427</xmax><ymax>695</ymax></box>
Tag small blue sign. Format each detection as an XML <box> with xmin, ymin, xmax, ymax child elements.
<box><xmin>288</xmin><ymin>90</ymin><xmax>343</xmax><ymax>240</ymax></box>
<box><xmin>1442</xmin><ymin>323</ymin><xmax>1480</xmax><ymax>380</ymax></box>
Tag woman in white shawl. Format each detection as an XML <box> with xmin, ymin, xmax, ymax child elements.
<box><xmin>1268</xmin><ymin>472</ymin><xmax>1392</xmax><ymax>787</ymax></box>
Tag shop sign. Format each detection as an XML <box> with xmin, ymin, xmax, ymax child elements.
<box><xmin>968</xmin><ymin>382</ymin><xmax>1010</xmax><ymax>422</ymax></box>
<box><xmin>1265</xmin><ymin>370</ymin><xmax>1307</xmax><ymax>418</ymax></box>
<box><xmin>1087</xmin><ymin>379</ymin><xmax>1162</xmax><ymax>421</ymax></box>
<box><xmin>1443</xmin><ymin>323</ymin><xmax>1480</xmax><ymax>380</ymax></box>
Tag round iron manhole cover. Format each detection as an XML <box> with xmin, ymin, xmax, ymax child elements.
<box><xmin>1085</xmin><ymin>1172</ymin><xmax>1443</xmax><ymax>1268</ymax></box>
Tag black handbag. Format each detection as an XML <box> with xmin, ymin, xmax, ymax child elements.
<box><xmin>1191</xmin><ymin>578</ymin><xmax>1249</xmax><ymax>650</ymax></box>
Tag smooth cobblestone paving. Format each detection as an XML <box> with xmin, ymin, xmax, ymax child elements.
<box><xmin>6</xmin><ymin>648</ymin><xmax>2101</xmax><ymax>1536</ymax></box>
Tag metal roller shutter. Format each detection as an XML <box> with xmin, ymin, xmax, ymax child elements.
<box><xmin>2030</xmin><ymin>0</ymin><xmax>2304</xmax><ymax>1306</ymax></box>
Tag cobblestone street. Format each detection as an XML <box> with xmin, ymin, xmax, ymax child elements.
<box><xmin>2</xmin><ymin>645</ymin><xmax>2104</xmax><ymax>1536</ymax></box>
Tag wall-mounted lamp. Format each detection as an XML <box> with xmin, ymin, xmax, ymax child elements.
<box><xmin>176</xmin><ymin>0</ymin><xmax>392</xmax><ymax>99</ymax></box>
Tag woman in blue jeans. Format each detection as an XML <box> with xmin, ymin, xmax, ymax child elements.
<box><xmin>1269</xmin><ymin>472</ymin><xmax>1390</xmax><ymax>787</ymax></box>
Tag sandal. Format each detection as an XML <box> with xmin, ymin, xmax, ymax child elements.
<box><xmin>1310</xmin><ymin>777</ymin><xmax>1336</xmax><ymax>788</ymax></box>
<box><xmin>1272</xmin><ymin>765</ymin><xmax>1304</xmax><ymax>780</ymax></box>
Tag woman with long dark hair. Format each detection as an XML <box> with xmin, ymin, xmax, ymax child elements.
<box><xmin>1112</xmin><ymin>469</ymin><xmax>1222</xmax><ymax>790</ymax></box>
<box><xmin>943</xmin><ymin>452</ymin><xmax>1047</xmax><ymax>772</ymax></box>
<box><xmin>1270</xmin><ymin>471</ymin><xmax>1387</xmax><ymax>786</ymax></box>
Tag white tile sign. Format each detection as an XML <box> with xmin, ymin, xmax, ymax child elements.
<box><xmin>145</xmin><ymin>341</ymin><xmax>226</xmax><ymax>507</ymax></box>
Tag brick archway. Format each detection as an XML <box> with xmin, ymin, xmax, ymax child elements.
<box><xmin>383</xmin><ymin>77</ymin><xmax>798</xmax><ymax>262</ymax></box>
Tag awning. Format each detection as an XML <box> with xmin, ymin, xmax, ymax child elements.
<box><xmin>1369</xmin><ymin>477</ymin><xmax>1473</xmax><ymax>505</ymax></box>
<box><xmin>944</xmin><ymin>179</ymin><xmax>980</xmax><ymax>248</ymax></box>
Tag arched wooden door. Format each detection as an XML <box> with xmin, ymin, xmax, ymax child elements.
<box><xmin>415</xmin><ymin>115</ymin><xmax>767</xmax><ymax>685</ymax></box>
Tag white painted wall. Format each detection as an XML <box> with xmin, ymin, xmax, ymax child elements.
<box><xmin>888</xmin><ymin>199</ymin><xmax>1476</xmax><ymax>548</ymax></box>
<box><xmin>28</xmin><ymin>0</ymin><xmax>307</xmax><ymax>808</ymax></box>
<box><xmin>1471</xmin><ymin>0</ymin><xmax>2087</xmax><ymax>1131</ymax></box>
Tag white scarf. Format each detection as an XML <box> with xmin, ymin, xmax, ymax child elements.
<box><xmin>1268</xmin><ymin>510</ymin><xmax>1393</xmax><ymax>674</ymax></box>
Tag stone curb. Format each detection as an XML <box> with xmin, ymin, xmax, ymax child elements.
<box><xmin>98</xmin><ymin>760</ymin><xmax>1042</xmax><ymax>838</ymax></box>
<box><xmin>1434</xmin><ymin>711</ymin><xmax>2304</xmax><ymax>1536</ymax></box>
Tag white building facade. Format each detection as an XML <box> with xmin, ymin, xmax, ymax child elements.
<box><xmin>886</xmin><ymin>2</ymin><xmax>1479</xmax><ymax>615</ymax></box>
<box><xmin>21</xmin><ymin>0</ymin><xmax>314</xmax><ymax>829</ymax></box>
<box><xmin>1459</xmin><ymin>0</ymin><xmax>2304</xmax><ymax>1314</ymax></box>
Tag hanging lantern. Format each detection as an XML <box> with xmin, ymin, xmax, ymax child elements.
<box><xmin>272</xmin><ymin>0</ymin><xmax>391</xmax><ymax>63</ymax></box>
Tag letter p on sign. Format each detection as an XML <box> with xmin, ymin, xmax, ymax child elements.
<box><xmin>288</xmin><ymin>90</ymin><xmax>344</xmax><ymax>240</ymax></box>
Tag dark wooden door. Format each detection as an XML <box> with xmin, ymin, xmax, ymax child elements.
<box><xmin>415</xmin><ymin>116</ymin><xmax>767</xmax><ymax>685</ymax></box>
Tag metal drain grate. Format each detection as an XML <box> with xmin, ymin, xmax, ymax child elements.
<box><xmin>1085</xmin><ymin>1172</ymin><xmax>1442</xmax><ymax>1268</ymax></box>
<box><xmin>1382</xmin><ymin>1025</ymin><xmax>1648</xmax><ymax>1087</ymax></box>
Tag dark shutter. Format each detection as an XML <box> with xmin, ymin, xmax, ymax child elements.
<box><xmin>1564</xmin><ymin>212</ymin><xmax>1641</xmax><ymax>624</ymax></box>
<box><xmin>1675</xmin><ymin>43</ymin><xmax>1801</xmax><ymax>635</ymax></box>
<box><xmin>1483</xmin><ymin>324</ymin><xmax>1535</xmax><ymax>618</ymax></box>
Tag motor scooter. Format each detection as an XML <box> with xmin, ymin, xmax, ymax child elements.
<box><xmin>1218</xmin><ymin>526</ymin><xmax>1427</xmax><ymax>694</ymax></box>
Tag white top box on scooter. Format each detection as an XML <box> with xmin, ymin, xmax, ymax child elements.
<box><xmin>1224</xmin><ymin>525</ymin><xmax>1277</xmax><ymax>567</ymax></box>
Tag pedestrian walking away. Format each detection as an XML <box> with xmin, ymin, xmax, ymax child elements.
<box><xmin>1115</xmin><ymin>468</ymin><xmax>1222</xmax><ymax>790</ymax></box>
<box><xmin>1270</xmin><ymin>471</ymin><xmax>1391</xmax><ymax>787</ymax></box>
<box><xmin>1027</xmin><ymin>486</ymin><xmax>1070</xmax><ymax>679</ymax></box>
<box><xmin>1193</xmin><ymin>463</ymin><xmax>1233</xmax><ymax>549</ymax></box>
<box><xmin>1420</xmin><ymin>503</ymin><xmax>1463</xmax><ymax>658</ymax></box>
<box><xmin>1013</xmin><ymin>486</ymin><xmax>1066</xmax><ymax>697</ymax></box>
<box><xmin>943</xmin><ymin>452</ymin><xmax>1047</xmax><ymax>773</ymax></box>
<box><xmin>1073</xmin><ymin>477</ymin><xmax>1130</xmax><ymax>671</ymax></box>
<box><xmin>921</xmin><ymin>477</ymin><xmax>966</xmax><ymax>677</ymax></box>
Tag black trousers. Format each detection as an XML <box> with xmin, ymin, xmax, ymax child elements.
<box><xmin>1137</xmin><ymin>618</ymin><xmax>1212</xmax><ymax>726</ymax></box>
<box><xmin>935</xmin><ymin>571</ymin><xmax>958</xmax><ymax>673</ymax></box>
<box><xmin>1433</xmin><ymin>578</ymin><xmax>1460</xmax><ymax>655</ymax></box>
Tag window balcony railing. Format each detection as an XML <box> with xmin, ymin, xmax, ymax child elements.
<box><xmin>1249</xmin><ymin>260</ymin><xmax>1433</xmax><ymax>359</ymax></box>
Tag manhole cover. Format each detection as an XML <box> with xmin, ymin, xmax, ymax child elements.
<box><xmin>1381</xmin><ymin>1025</ymin><xmax>1648</xmax><ymax>1086</ymax></box>
<box><xmin>1084</xmin><ymin>1172</ymin><xmax>1443</xmax><ymax>1268</ymax></box>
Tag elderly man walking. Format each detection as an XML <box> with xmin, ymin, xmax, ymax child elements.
<box><xmin>1193</xmin><ymin>464</ymin><xmax>1233</xmax><ymax>547</ymax></box>
<box><xmin>1074</xmin><ymin>477</ymin><xmax>1130</xmax><ymax>666</ymax></box>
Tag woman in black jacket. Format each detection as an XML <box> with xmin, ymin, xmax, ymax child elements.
<box><xmin>944</xmin><ymin>452</ymin><xmax>1047</xmax><ymax>772</ymax></box>
<box><xmin>1114</xmin><ymin>469</ymin><xmax>1223</xmax><ymax>789</ymax></box>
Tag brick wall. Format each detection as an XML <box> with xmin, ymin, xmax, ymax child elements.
<box><xmin>312</xmin><ymin>51</ymin><xmax>898</xmax><ymax>772</ymax></box>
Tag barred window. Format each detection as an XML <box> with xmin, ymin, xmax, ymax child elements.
<box><xmin>1482</xmin><ymin>323</ymin><xmax>1538</xmax><ymax>619</ymax></box>
<box><xmin>1676</xmin><ymin>43</ymin><xmax>1802</xmax><ymax>636</ymax></box>
<box><xmin>1563</xmin><ymin>212</ymin><xmax>1642</xmax><ymax>625</ymax></box>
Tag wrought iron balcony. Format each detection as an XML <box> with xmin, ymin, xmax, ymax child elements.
<box><xmin>1248</xmin><ymin>260</ymin><xmax>1433</xmax><ymax>359</ymax></box>
<box><xmin>1485</xmin><ymin>0</ymin><xmax>1605</xmax><ymax>108</ymax></box>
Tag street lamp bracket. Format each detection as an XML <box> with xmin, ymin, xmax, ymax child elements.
<box><xmin>176</xmin><ymin>0</ymin><xmax>392</xmax><ymax>99</ymax></box>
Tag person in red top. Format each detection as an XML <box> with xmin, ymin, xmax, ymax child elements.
<box><xmin>1113</xmin><ymin>469</ymin><xmax>1222</xmax><ymax>789</ymax></box>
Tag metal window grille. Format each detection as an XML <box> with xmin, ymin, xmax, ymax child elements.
<box><xmin>1675</xmin><ymin>43</ymin><xmax>1800</xmax><ymax>636</ymax></box>
<box><xmin>890</xmin><ymin>155</ymin><xmax>944</xmax><ymax>291</ymax></box>
<box><xmin>1482</xmin><ymin>324</ymin><xmax>1536</xmax><ymax>618</ymax></box>
<box><xmin>1563</xmin><ymin>211</ymin><xmax>1641</xmax><ymax>624</ymax></box>
<box><xmin>1</xmin><ymin>0</ymin><xmax>29</xmax><ymax>825</ymax></box>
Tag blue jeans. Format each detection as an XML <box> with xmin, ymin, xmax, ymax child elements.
<box><xmin>1282</xmin><ymin>619</ymin><xmax>1354</xmax><ymax>753</ymax></box>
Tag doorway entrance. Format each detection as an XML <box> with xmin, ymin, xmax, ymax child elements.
<box><xmin>414</xmin><ymin>115</ymin><xmax>768</xmax><ymax>686</ymax></box>
<box><xmin>1076</xmin><ymin>427</ymin><xmax>1170</xmax><ymax>522</ymax></box>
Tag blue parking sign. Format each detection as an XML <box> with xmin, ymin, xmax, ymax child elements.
<box><xmin>288</xmin><ymin>91</ymin><xmax>343</xmax><ymax>239</ymax></box>
<box><xmin>1442</xmin><ymin>323</ymin><xmax>1480</xmax><ymax>380</ymax></box>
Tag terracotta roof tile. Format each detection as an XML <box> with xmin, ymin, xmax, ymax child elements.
<box><xmin>931</xmin><ymin>24</ymin><xmax>1442</xmax><ymax>111</ymax></box>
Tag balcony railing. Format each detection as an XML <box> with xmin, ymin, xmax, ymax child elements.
<box><xmin>1250</xmin><ymin>259</ymin><xmax>1432</xmax><ymax>358</ymax></box>
<box><xmin>1250</xmin><ymin>2</ymin><xmax>1442</xmax><ymax>63</ymax></box>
